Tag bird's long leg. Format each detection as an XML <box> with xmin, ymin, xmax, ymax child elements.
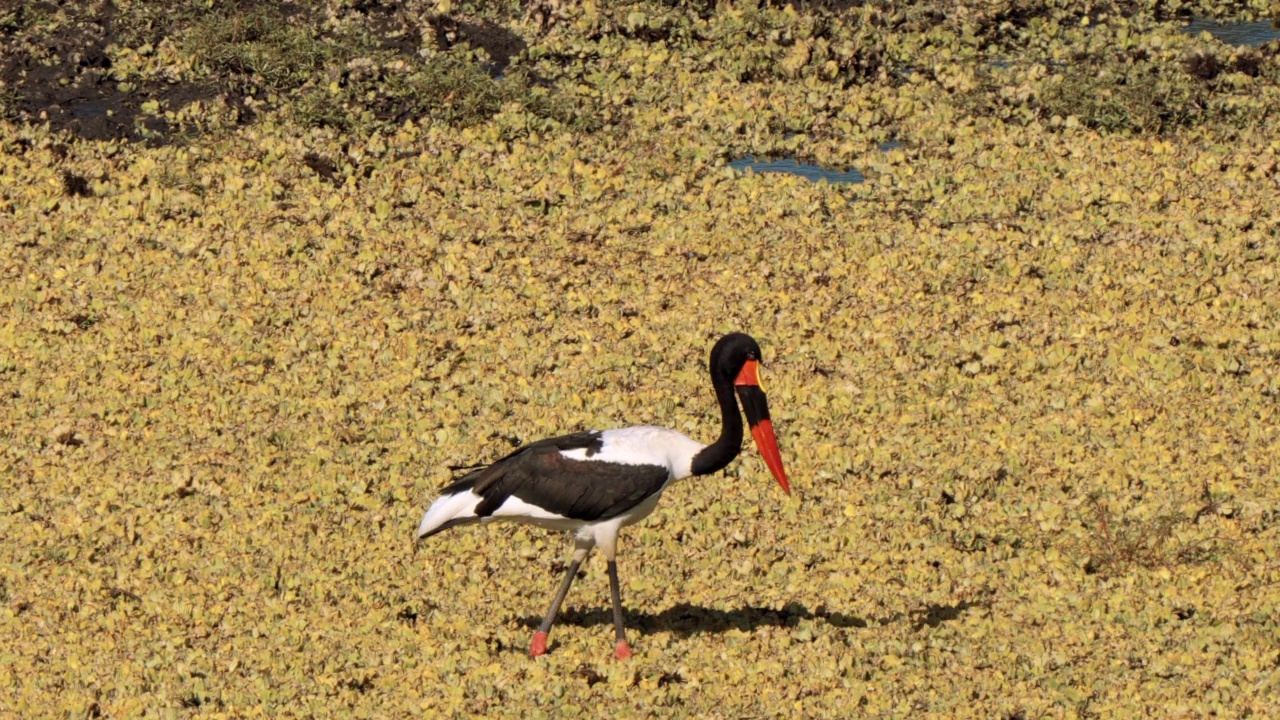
<box><xmin>530</xmin><ymin>542</ymin><xmax>592</xmax><ymax>657</ymax></box>
<box><xmin>607</xmin><ymin>559</ymin><xmax>632</xmax><ymax>659</ymax></box>
<box><xmin>598</xmin><ymin>529</ymin><xmax>633</xmax><ymax>660</ymax></box>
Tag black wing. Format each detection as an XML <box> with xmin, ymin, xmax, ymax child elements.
<box><xmin>440</xmin><ymin>431</ymin><xmax>669</xmax><ymax>522</ymax></box>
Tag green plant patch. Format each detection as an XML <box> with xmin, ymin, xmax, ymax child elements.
<box><xmin>183</xmin><ymin>6</ymin><xmax>338</xmax><ymax>91</ymax></box>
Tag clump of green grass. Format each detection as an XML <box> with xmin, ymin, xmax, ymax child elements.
<box><xmin>962</xmin><ymin>43</ymin><xmax>1279</xmax><ymax>135</ymax></box>
<box><xmin>1037</xmin><ymin>61</ymin><xmax>1209</xmax><ymax>133</ymax></box>
<box><xmin>291</xmin><ymin>54</ymin><xmax>595</xmax><ymax>133</ymax></box>
<box><xmin>298</xmin><ymin>52</ymin><xmax>505</xmax><ymax>130</ymax></box>
<box><xmin>0</xmin><ymin>2</ymin><xmax>59</xmax><ymax>39</ymax></box>
<box><xmin>1071</xmin><ymin>487</ymin><xmax>1225</xmax><ymax>578</ymax></box>
<box><xmin>0</xmin><ymin>84</ymin><xmax>20</xmax><ymax>118</ymax></box>
<box><xmin>183</xmin><ymin>7</ymin><xmax>338</xmax><ymax>92</ymax></box>
<box><xmin>178</xmin><ymin>5</ymin><xmax>593</xmax><ymax>134</ymax></box>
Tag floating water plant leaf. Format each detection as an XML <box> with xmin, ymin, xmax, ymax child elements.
<box><xmin>2</xmin><ymin>1</ymin><xmax>1280</xmax><ymax>717</ymax></box>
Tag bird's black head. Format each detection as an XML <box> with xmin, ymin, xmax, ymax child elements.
<box><xmin>709</xmin><ymin>332</ymin><xmax>763</xmax><ymax>384</ymax></box>
<box><xmin>709</xmin><ymin>332</ymin><xmax>789</xmax><ymax>493</ymax></box>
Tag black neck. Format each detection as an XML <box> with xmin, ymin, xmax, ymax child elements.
<box><xmin>690</xmin><ymin>371</ymin><xmax>743</xmax><ymax>476</ymax></box>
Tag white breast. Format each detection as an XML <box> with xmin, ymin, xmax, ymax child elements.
<box><xmin>559</xmin><ymin>426</ymin><xmax>705</xmax><ymax>481</ymax></box>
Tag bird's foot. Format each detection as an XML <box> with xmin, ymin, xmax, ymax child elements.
<box><xmin>614</xmin><ymin>640</ymin><xmax>632</xmax><ymax>660</ymax></box>
<box><xmin>530</xmin><ymin>631</ymin><xmax>549</xmax><ymax>657</ymax></box>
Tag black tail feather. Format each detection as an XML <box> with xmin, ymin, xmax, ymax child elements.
<box><xmin>446</xmin><ymin>463</ymin><xmax>488</xmax><ymax>473</ymax></box>
<box><xmin>438</xmin><ymin>473</ymin><xmax>481</xmax><ymax>494</ymax></box>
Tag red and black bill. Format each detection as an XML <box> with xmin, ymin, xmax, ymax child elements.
<box><xmin>733</xmin><ymin>359</ymin><xmax>790</xmax><ymax>494</ymax></box>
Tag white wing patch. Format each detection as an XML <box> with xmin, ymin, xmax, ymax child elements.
<box><xmin>559</xmin><ymin>426</ymin><xmax>704</xmax><ymax>481</ymax></box>
<box><xmin>489</xmin><ymin>496</ymin><xmax>583</xmax><ymax>531</ymax></box>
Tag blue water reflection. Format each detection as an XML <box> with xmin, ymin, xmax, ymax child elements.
<box><xmin>1182</xmin><ymin>18</ymin><xmax>1280</xmax><ymax>47</ymax></box>
<box><xmin>728</xmin><ymin>157</ymin><xmax>864</xmax><ymax>184</ymax></box>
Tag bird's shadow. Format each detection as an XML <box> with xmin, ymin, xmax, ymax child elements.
<box><xmin>516</xmin><ymin>601</ymin><xmax>869</xmax><ymax>637</ymax></box>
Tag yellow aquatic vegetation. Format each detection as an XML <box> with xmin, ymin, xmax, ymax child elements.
<box><xmin>2</xmin><ymin>1</ymin><xmax>1280</xmax><ymax>717</ymax></box>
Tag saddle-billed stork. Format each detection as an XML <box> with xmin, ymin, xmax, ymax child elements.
<box><xmin>416</xmin><ymin>332</ymin><xmax>789</xmax><ymax>659</ymax></box>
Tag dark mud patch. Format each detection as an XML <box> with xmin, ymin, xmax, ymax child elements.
<box><xmin>360</xmin><ymin>1</ymin><xmax>427</xmax><ymax>58</ymax></box>
<box><xmin>0</xmin><ymin>0</ymin><xmax>538</xmax><ymax>142</ymax></box>
<box><xmin>0</xmin><ymin>1</ymin><xmax>224</xmax><ymax>143</ymax></box>
<box><xmin>300</xmin><ymin>1</ymin><xmax>529</xmax><ymax>79</ymax></box>
<box><xmin>427</xmin><ymin>15</ymin><xmax>528</xmax><ymax>77</ymax></box>
<box><xmin>358</xmin><ymin>2</ymin><xmax>529</xmax><ymax>77</ymax></box>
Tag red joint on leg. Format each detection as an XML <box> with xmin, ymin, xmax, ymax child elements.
<box><xmin>614</xmin><ymin>640</ymin><xmax>633</xmax><ymax>660</ymax></box>
<box><xmin>530</xmin><ymin>631</ymin><xmax>549</xmax><ymax>657</ymax></box>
